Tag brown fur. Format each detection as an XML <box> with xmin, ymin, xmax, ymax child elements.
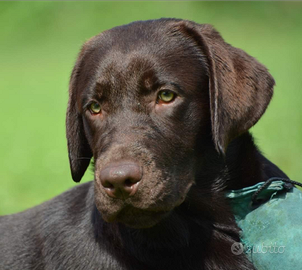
<box><xmin>0</xmin><ymin>19</ymin><xmax>288</xmax><ymax>270</ymax></box>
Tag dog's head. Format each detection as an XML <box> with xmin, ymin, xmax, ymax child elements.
<box><xmin>66</xmin><ymin>19</ymin><xmax>274</xmax><ymax>228</ymax></box>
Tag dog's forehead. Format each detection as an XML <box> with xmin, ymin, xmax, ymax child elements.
<box><xmin>95</xmin><ymin>51</ymin><xmax>158</xmax><ymax>89</ymax></box>
<box><xmin>91</xmin><ymin>19</ymin><xmax>182</xmax><ymax>53</ymax></box>
<box><xmin>82</xmin><ymin>21</ymin><xmax>207</xmax><ymax>96</ymax></box>
<box><xmin>90</xmin><ymin>22</ymin><xmax>194</xmax><ymax>66</ymax></box>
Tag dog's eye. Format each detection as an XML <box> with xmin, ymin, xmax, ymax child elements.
<box><xmin>89</xmin><ymin>102</ymin><xmax>101</xmax><ymax>114</ymax></box>
<box><xmin>158</xmin><ymin>90</ymin><xmax>176</xmax><ymax>103</ymax></box>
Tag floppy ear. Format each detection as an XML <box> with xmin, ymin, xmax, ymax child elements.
<box><xmin>178</xmin><ymin>22</ymin><xmax>275</xmax><ymax>154</ymax></box>
<box><xmin>66</xmin><ymin>51</ymin><xmax>92</xmax><ymax>182</ymax></box>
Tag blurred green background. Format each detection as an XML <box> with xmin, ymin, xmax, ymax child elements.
<box><xmin>0</xmin><ymin>2</ymin><xmax>301</xmax><ymax>215</ymax></box>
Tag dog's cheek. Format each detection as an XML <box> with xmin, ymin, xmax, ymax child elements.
<box><xmin>162</xmin><ymin>100</ymin><xmax>207</xmax><ymax>199</ymax></box>
<box><xmin>148</xmin><ymin>156</ymin><xmax>195</xmax><ymax>208</ymax></box>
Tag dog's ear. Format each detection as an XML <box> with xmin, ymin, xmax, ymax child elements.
<box><xmin>66</xmin><ymin>49</ymin><xmax>92</xmax><ymax>182</ymax></box>
<box><xmin>177</xmin><ymin>22</ymin><xmax>275</xmax><ymax>154</ymax></box>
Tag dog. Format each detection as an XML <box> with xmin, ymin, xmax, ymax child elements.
<box><xmin>0</xmin><ymin>18</ymin><xmax>289</xmax><ymax>270</ymax></box>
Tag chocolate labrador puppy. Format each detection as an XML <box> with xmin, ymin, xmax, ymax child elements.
<box><xmin>0</xmin><ymin>19</ymin><xmax>288</xmax><ymax>270</ymax></box>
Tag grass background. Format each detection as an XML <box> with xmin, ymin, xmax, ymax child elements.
<box><xmin>0</xmin><ymin>2</ymin><xmax>301</xmax><ymax>215</ymax></box>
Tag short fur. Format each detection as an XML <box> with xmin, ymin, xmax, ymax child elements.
<box><xmin>0</xmin><ymin>19</ymin><xmax>288</xmax><ymax>270</ymax></box>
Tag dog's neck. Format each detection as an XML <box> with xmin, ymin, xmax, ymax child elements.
<box><xmin>224</xmin><ymin>132</ymin><xmax>287</xmax><ymax>189</ymax></box>
<box><xmin>196</xmin><ymin>132</ymin><xmax>286</xmax><ymax>191</ymax></box>
<box><xmin>223</xmin><ymin>132</ymin><xmax>264</xmax><ymax>189</ymax></box>
<box><xmin>99</xmin><ymin>197</ymin><xmax>247</xmax><ymax>270</ymax></box>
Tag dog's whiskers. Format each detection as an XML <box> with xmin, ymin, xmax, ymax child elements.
<box><xmin>73</xmin><ymin>157</ymin><xmax>92</xmax><ymax>160</ymax></box>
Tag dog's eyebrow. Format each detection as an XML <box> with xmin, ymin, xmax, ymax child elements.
<box><xmin>88</xmin><ymin>81</ymin><xmax>112</xmax><ymax>100</ymax></box>
<box><xmin>168</xmin><ymin>82</ymin><xmax>185</xmax><ymax>95</ymax></box>
<box><xmin>94</xmin><ymin>81</ymin><xmax>107</xmax><ymax>94</ymax></box>
<box><xmin>139</xmin><ymin>69</ymin><xmax>185</xmax><ymax>96</ymax></box>
<box><xmin>80</xmin><ymin>82</ymin><xmax>106</xmax><ymax>109</ymax></box>
<box><xmin>139</xmin><ymin>80</ymin><xmax>185</xmax><ymax>97</ymax></box>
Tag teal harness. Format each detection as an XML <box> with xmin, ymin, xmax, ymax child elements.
<box><xmin>226</xmin><ymin>179</ymin><xmax>302</xmax><ymax>270</ymax></box>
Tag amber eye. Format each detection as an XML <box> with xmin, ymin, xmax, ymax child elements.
<box><xmin>158</xmin><ymin>90</ymin><xmax>176</xmax><ymax>103</ymax></box>
<box><xmin>89</xmin><ymin>102</ymin><xmax>101</xmax><ymax>114</ymax></box>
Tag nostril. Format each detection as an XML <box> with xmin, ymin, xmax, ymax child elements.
<box><xmin>124</xmin><ymin>178</ymin><xmax>139</xmax><ymax>187</ymax></box>
<box><xmin>124</xmin><ymin>179</ymin><xmax>132</xmax><ymax>187</ymax></box>
<box><xmin>102</xmin><ymin>181</ymin><xmax>114</xmax><ymax>189</ymax></box>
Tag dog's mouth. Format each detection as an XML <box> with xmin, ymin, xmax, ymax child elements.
<box><xmin>100</xmin><ymin>204</ymin><xmax>171</xmax><ymax>229</ymax></box>
<box><xmin>95</xmin><ymin>184</ymin><xmax>192</xmax><ymax>228</ymax></box>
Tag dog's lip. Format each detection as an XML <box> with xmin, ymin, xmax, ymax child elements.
<box><xmin>101</xmin><ymin>205</ymin><xmax>171</xmax><ymax>224</ymax></box>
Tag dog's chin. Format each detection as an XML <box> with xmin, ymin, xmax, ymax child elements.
<box><xmin>102</xmin><ymin>206</ymin><xmax>171</xmax><ymax>229</ymax></box>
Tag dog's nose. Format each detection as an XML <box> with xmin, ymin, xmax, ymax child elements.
<box><xmin>99</xmin><ymin>162</ymin><xmax>142</xmax><ymax>199</ymax></box>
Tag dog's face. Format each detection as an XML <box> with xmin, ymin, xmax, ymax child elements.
<box><xmin>66</xmin><ymin>19</ymin><xmax>274</xmax><ymax>228</ymax></box>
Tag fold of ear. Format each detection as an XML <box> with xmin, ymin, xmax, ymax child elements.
<box><xmin>177</xmin><ymin>22</ymin><xmax>275</xmax><ymax>154</ymax></box>
<box><xmin>66</xmin><ymin>52</ymin><xmax>92</xmax><ymax>182</ymax></box>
